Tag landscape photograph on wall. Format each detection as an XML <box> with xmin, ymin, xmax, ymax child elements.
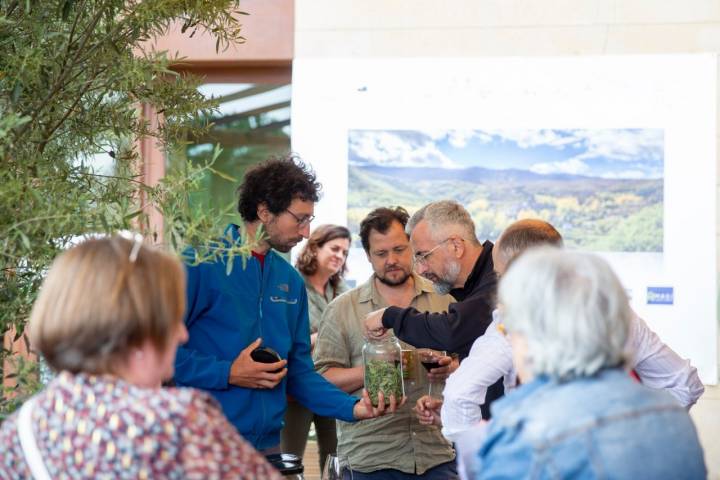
<box><xmin>347</xmin><ymin>128</ymin><xmax>664</xmax><ymax>252</ymax></box>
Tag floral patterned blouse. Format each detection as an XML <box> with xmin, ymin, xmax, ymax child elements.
<box><xmin>0</xmin><ymin>371</ymin><xmax>282</xmax><ymax>479</ymax></box>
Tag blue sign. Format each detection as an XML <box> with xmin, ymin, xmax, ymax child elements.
<box><xmin>647</xmin><ymin>287</ymin><xmax>674</xmax><ymax>305</ymax></box>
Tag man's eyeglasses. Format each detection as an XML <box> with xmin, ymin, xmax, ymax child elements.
<box><xmin>414</xmin><ymin>238</ymin><xmax>452</xmax><ymax>266</ymax></box>
<box><xmin>285</xmin><ymin>209</ymin><xmax>315</xmax><ymax>228</ymax></box>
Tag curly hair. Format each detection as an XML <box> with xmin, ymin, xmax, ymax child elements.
<box><xmin>296</xmin><ymin>224</ymin><xmax>351</xmax><ymax>290</ymax></box>
<box><xmin>359</xmin><ymin>206</ymin><xmax>410</xmax><ymax>253</ymax></box>
<box><xmin>237</xmin><ymin>154</ymin><xmax>322</xmax><ymax>222</ymax></box>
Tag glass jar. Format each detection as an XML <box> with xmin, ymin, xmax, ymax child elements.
<box><xmin>362</xmin><ymin>335</ymin><xmax>404</xmax><ymax>406</ymax></box>
<box><xmin>401</xmin><ymin>348</ymin><xmax>418</xmax><ymax>385</ymax></box>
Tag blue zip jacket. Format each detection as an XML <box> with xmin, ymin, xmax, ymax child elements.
<box><xmin>174</xmin><ymin>224</ymin><xmax>358</xmax><ymax>450</ymax></box>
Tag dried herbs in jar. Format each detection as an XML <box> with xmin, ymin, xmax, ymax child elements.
<box><xmin>362</xmin><ymin>336</ymin><xmax>404</xmax><ymax>406</ymax></box>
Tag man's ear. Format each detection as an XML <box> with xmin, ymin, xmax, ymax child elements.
<box><xmin>451</xmin><ymin>237</ymin><xmax>465</xmax><ymax>258</ymax></box>
<box><xmin>257</xmin><ymin>203</ymin><xmax>272</xmax><ymax>223</ymax></box>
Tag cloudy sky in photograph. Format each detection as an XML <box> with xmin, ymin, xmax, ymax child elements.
<box><xmin>348</xmin><ymin>128</ymin><xmax>664</xmax><ymax>179</ymax></box>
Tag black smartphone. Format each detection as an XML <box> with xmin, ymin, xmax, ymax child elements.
<box><xmin>250</xmin><ymin>346</ymin><xmax>284</xmax><ymax>373</ymax></box>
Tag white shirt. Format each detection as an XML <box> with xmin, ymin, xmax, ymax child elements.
<box><xmin>440</xmin><ymin>313</ymin><xmax>515</xmax><ymax>443</ymax></box>
<box><xmin>453</xmin><ymin>422</ymin><xmax>488</xmax><ymax>480</ymax></box>
<box><xmin>628</xmin><ymin>314</ymin><xmax>705</xmax><ymax>408</ymax></box>
<box><xmin>442</xmin><ymin>310</ymin><xmax>704</xmax><ymax>443</ymax></box>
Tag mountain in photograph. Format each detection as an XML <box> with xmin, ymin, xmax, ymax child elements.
<box><xmin>347</xmin><ymin>128</ymin><xmax>664</xmax><ymax>252</ymax></box>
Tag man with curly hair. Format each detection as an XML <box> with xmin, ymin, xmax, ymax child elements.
<box><xmin>174</xmin><ymin>156</ymin><xmax>396</xmax><ymax>454</ymax></box>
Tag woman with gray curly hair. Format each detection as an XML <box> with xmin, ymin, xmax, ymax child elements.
<box><xmin>476</xmin><ymin>247</ymin><xmax>706</xmax><ymax>479</ymax></box>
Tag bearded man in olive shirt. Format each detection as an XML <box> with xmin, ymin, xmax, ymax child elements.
<box><xmin>314</xmin><ymin>207</ymin><xmax>459</xmax><ymax>479</ymax></box>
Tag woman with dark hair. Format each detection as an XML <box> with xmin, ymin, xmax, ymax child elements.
<box><xmin>296</xmin><ymin>224</ymin><xmax>352</xmax><ymax>340</ymax></box>
<box><xmin>281</xmin><ymin>224</ymin><xmax>351</xmax><ymax>471</ymax></box>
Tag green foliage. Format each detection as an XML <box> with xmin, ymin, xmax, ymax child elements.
<box><xmin>348</xmin><ymin>166</ymin><xmax>664</xmax><ymax>252</ymax></box>
<box><xmin>364</xmin><ymin>359</ymin><xmax>403</xmax><ymax>407</ymax></box>
<box><xmin>569</xmin><ymin>204</ymin><xmax>663</xmax><ymax>252</ymax></box>
<box><xmin>0</xmin><ymin>0</ymin><xmax>256</xmax><ymax>415</ymax></box>
<box><xmin>0</xmin><ymin>346</ymin><xmax>41</xmax><ymax>423</ymax></box>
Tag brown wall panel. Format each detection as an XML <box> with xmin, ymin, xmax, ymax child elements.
<box><xmin>149</xmin><ymin>0</ymin><xmax>294</xmax><ymax>66</ymax></box>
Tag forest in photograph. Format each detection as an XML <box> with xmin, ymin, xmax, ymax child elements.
<box><xmin>347</xmin><ymin>128</ymin><xmax>664</xmax><ymax>252</ymax></box>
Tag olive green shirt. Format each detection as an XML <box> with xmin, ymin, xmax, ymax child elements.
<box><xmin>301</xmin><ymin>273</ymin><xmax>349</xmax><ymax>334</ymax></box>
<box><xmin>313</xmin><ymin>273</ymin><xmax>456</xmax><ymax>474</ymax></box>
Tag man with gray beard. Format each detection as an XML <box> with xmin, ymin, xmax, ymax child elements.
<box><xmin>365</xmin><ymin>200</ymin><xmax>497</xmax><ymax>363</ymax></box>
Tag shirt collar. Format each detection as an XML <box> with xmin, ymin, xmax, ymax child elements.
<box><xmin>225</xmin><ymin>223</ymin><xmax>242</xmax><ymax>244</ymax></box>
<box><xmin>357</xmin><ymin>272</ymin><xmax>432</xmax><ymax>306</ymax></box>
<box><xmin>302</xmin><ymin>273</ymin><xmax>334</xmax><ymax>299</ymax></box>
<box><xmin>225</xmin><ymin>223</ymin><xmax>277</xmax><ymax>261</ymax></box>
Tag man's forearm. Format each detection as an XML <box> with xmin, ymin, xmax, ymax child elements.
<box><xmin>174</xmin><ymin>346</ymin><xmax>232</xmax><ymax>390</ymax></box>
<box><xmin>321</xmin><ymin>366</ymin><xmax>364</xmax><ymax>393</ymax></box>
<box><xmin>630</xmin><ymin>315</ymin><xmax>705</xmax><ymax>408</ymax></box>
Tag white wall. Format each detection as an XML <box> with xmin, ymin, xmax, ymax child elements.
<box><xmin>295</xmin><ymin>1</ymin><xmax>720</xmax><ymax>477</ymax></box>
<box><xmin>295</xmin><ymin>0</ymin><xmax>720</xmax><ymax>370</ymax></box>
<box><xmin>296</xmin><ymin>0</ymin><xmax>720</xmax><ymax>270</ymax></box>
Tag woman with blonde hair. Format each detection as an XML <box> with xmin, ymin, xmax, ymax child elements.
<box><xmin>281</xmin><ymin>224</ymin><xmax>351</xmax><ymax>471</ymax></box>
<box><xmin>0</xmin><ymin>235</ymin><xmax>281</xmax><ymax>479</ymax></box>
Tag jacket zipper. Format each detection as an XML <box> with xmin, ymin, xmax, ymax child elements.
<box><xmin>256</xmin><ymin>252</ymin><xmax>269</xmax><ymax>448</ymax></box>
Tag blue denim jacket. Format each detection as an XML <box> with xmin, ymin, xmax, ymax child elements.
<box><xmin>476</xmin><ymin>368</ymin><xmax>706</xmax><ymax>479</ymax></box>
